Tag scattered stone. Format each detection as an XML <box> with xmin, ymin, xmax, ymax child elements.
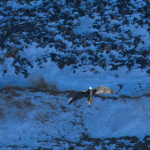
<box><xmin>4</xmin><ymin>46</ymin><xmax>18</xmax><ymax>58</ymax></box>
<box><xmin>82</xmin><ymin>42</ymin><xmax>88</xmax><ymax>47</ymax></box>
<box><xmin>141</xmin><ymin>50</ymin><xmax>149</xmax><ymax>57</ymax></box>
<box><xmin>0</xmin><ymin>58</ymin><xmax>4</xmax><ymax>65</ymax></box>
<box><xmin>90</xmin><ymin>68</ymin><xmax>95</xmax><ymax>72</ymax></box>
<box><xmin>126</xmin><ymin>60</ymin><xmax>134</xmax><ymax>69</ymax></box>
<box><xmin>94</xmin><ymin>70</ymin><xmax>99</xmax><ymax>74</ymax></box>
<box><xmin>81</xmin><ymin>55</ymin><xmax>87</xmax><ymax>60</ymax></box>
<box><xmin>106</xmin><ymin>50</ymin><xmax>110</xmax><ymax>54</ymax></box>
<box><xmin>104</xmin><ymin>45</ymin><xmax>111</xmax><ymax>50</ymax></box>
<box><xmin>100</xmin><ymin>43</ymin><xmax>107</xmax><ymax>49</ymax></box>
<box><xmin>58</xmin><ymin>60</ymin><xmax>65</xmax><ymax>69</ymax></box>
<box><xmin>65</xmin><ymin>58</ymin><xmax>71</xmax><ymax>66</ymax></box>
<box><xmin>116</xmin><ymin>45</ymin><xmax>121</xmax><ymax>51</ymax></box>
<box><xmin>136</xmin><ymin>57</ymin><xmax>147</xmax><ymax>68</ymax></box>
<box><xmin>70</xmin><ymin>56</ymin><xmax>77</xmax><ymax>64</ymax></box>
<box><xmin>0</xmin><ymin>0</ymin><xmax>149</xmax><ymax>75</ymax></box>
<box><xmin>99</xmin><ymin>48</ymin><xmax>103</xmax><ymax>53</ymax></box>
<box><xmin>50</xmin><ymin>53</ymin><xmax>57</xmax><ymax>61</ymax></box>
<box><xmin>147</xmin><ymin>62</ymin><xmax>150</xmax><ymax>66</ymax></box>
<box><xmin>146</xmin><ymin>68</ymin><xmax>150</xmax><ymax>74</ymax></box>
<box><xmin>125</xmin><ymin>42</ymin><xmax>132</xmax><ymax>46</ymax></box>
<box><xmin>3</xmin><ymin>69</ymin><xmax>7</xmax><ymax>73</ymax></box>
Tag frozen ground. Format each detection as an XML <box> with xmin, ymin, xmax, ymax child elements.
<box><xmin>0</xmin><ymin>57</ymin><xmax>150</xmax><ymax>149</ymax></box>
<box><xmin>0</xmin><ymin>89</ymin><xmax>150</xmax><ymax>149</ymax></box>
<box><xmin>0</xmin><ymin>43</ymin><xmax>150</xmax><ymax>97</ymax></box>
<box><xmin>0</xmin><ymin>0</ymin><xmax>150</xmax><ymax>149</ymax></box>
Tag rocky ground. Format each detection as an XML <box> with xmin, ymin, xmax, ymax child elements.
<box><xmin>0</xmin><ymin>0</ymin><xmax>150</xmax><ymax>78</ymax></box>
<box><xmin>2</xmin><ymin>135</ymin><xmax>150</xmax><ymax>150</ymax></box>
<box><xmin>0</xmin><ymin>0</ymin><xmax>150</xmax><ymax>149</ymax></box>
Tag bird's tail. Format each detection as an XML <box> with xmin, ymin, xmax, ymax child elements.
<box><xmin>67</xmin><ymin>98</ymin><xmax>72</xmax><ymax>105</ymax></box>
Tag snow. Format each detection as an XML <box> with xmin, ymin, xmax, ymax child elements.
<box><xmin>73</xmin><ymin>15</ymin><xmax>99</xmax><ymax>34</ymax></box>
<box><xmin>0</xmin><ymin>0</ymin><xmax>150</xmax><ymax>148</ymax></box>
<box><xmin>6</xmin><ymin>0</ymin><xmax>43</xmax><ymax>10</ymax></box>
<box><xmin>0</xmin><ymin>46</ymin><xmax>150</xmax><ymax>148</ymax></box>
<box><xmin>0</xmin><ymin>47</ymin><xmax>149</xmax><ymax>97</ymax></box>
<box><xmin>0</xmin><ymin>89</ymin><xmax>150</xmax><ymax>149</ymax></box>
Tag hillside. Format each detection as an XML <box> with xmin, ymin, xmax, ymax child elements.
<box><xmin>0</xmin><ymin>0</ymin><xmax>150</xmax><ymax>149</ymax></box>
<box><xmin>1</xmin><ymin>88</ymin><xmax>150</xmax><ymax>149</ymax></box>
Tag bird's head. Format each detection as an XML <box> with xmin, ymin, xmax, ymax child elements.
<box><xmin>89</xmin><ymin>87</ymin><xmax>92</xmax><ymax>90</ymax></box>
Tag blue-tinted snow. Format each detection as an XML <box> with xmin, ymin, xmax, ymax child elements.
<box><xmin>0</xmin><ymin>90</ymin><xmax>150</xmax><ymax>149</ymax></box>
<box><xmin>0</xmin><ymin>0</ymin><xmax>150</xmax><ymax>148</ymax></box>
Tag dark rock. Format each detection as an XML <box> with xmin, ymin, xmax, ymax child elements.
<box><xmin>99</xmin><ymin>58</ymin><xmax>106</xmax><ymax>68</ymax></box>
<box><xmin>111</xmin><ymin>43</ymin><xmax>116</xmax><ymax>50</ymax></box>
<box><xmin>70</xmin><ymin>57</ymin><xmax>77</xmax><ymax>64</ymax></box>
<box><xmin>0</xmin><ymin>58</ymin><xmax>4</xmax><ymax>65</ymax></box>
<box><xmin>92</xmin><ymin>24</ymin><xmax>101</xmax><ymax>29</ymax></box>
<box><xmin>125</xmin><ymin>42</ymin><xmax>132</xmax><ymax>46</ymax></box>
<box><xmin>146</xmin><ymin>68</ymin><xmax>150</xmax><ymax>74</ymax></box>
<box><xmin>106</xmin><ymin>50</ymin><xmax>110</xmax><ymax>54</ymax></box>
<box><xmin>58</xmin><ymin>60</ymin><xmax>65</xmax><ymax>69</ymax></box>
<box><xmin>88</xmin><ymin>56</ymin><xmax>95</xmax><ymax>61</ymax></box>
<box><xmin>123</xmin><ymin>18</ymin><xmax>129</xmax><ymax>24</ymax></box>
<box><xmin>86</xmin><ymin>50</ymin><xmax>93</xmax><ymax>55</ymax></box>
<box><xmin>141</xmin><ymin>50</ymin><xmax>149</xmax><ymax>57</ymax></box>
<box><xmin>100</xmin><ymin>42</ymin><xmax>107</xmax><ymax>49</ymax></box>
<box><xmin>94</xmin><ymin>70</ymin><xmax>99</xmax><ymax>74</ymax></box>
<box><xmin>4</xmin><ymin>47</ymin><xmax>17</xmax><ymax>58</ymax></box>
<box><xmin>123</xmin><ymin>49</ymin><xmax>135</xmax><ymax>57</ymax></box>
<box><xmin>82</xmin><ymin>42</ymin><xmax>88</xmax><ymax>47</ymax></box>
<box><xmin>126</xmin><ymin>60</ymin><xmax>134</xmax><ymax>69</ymax></box>
<box><xmin>99</xmin><ymin>48</ymin><xmax>103</xmax><ymax>53</ymax></box>
<box><xmin>56</xmin><ymin>39</ymin><xmax>67</xmax><ymax>49</ymax></box>
<box><xmin>22</xmin><ymin>69</ymin><xmax>29</xmax><ymax>78</ymax></box>
<box><xmin>14</xmin><ymin>40</ymin><xmax>21</xmax><ymax>45</ymax></box>
<box><xmin>111</xmin><ymin>64</ymin><xmax>118</xmax><ymax>70</ymax></box>
<box><xmin>73</xmin><ymin>65</ymin><xmax>78</xmax><ymax>69</ymax></box>
<box><xmin>3</xmin><ymin>69</ymin><xmax>7</xmax><ymax>73</ymax></box>
<box><xmin>137</xmin><ymin>20</ymin><xmax>143</xmax><ymax>25</ymax></box>
<box><xmin>147</xmin><ymin>28</ymin><xmax>150</xmax><ymax>31</ymax></box>
<box><xmin>90</xmin><ymin>68</ymin><xmax>95</xmax><ymax>72</ymax></box>
<box><xmin>81</xmin><ymin>55</ymin><xmax>87</xmax><ymax>61</ymax></box>
<box><xmin>50</xmin><ymin>53</ymin><xmax>57</xmax><ymax>61</ymax></box>
<box><xmin>116</xmin><ymin>45</ymin><xmax>121</xmax><ymax>51</ymax></box>
<box><xmin>113</xmin><ymin>16</ymin><xmax>118</xmax><ymax>20</ymax></box>
<box><xmin>136</xmin><ymin>57</ymin><xmax>147</xmax><ymax>68</ymax></box>
<box><xmin>65</xmin><ymin>58</ymin><xmax>71</xmax><ymax>66</ymax></box>
<box><xmin>43</xmin><ymin>57</ymin><xmax>47</xmax><ymax>63</ymax></box>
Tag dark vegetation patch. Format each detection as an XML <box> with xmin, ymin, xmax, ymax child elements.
<box><xmin>0</xmin><ymin>85</ymin><xmax>149</xmax><ymax>101</ymax></box>
<box><xmin>3</xmin><ymin>134</ymin><xmax>149</xmax><ymax>149</ymax></box>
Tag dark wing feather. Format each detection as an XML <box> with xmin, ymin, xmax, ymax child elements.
<box><xmin>68</xmin><ymin>90</ymin><xmax>88</xmax><ymax>105</ymax></box>
<box><xmin>93</xmin><ymin>86</ymin><xmax>114</xmax><ymax>95</ymax></box>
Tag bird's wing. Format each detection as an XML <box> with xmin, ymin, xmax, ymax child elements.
<box><xmin>68</xmin><ymin>90</ymin><xmax>88</xmax><ymax>105</ymax></box>
<box><xmin>93</xmin><ymin>86</ymin><xmax>114</xmax><ymax>95</ymax></box>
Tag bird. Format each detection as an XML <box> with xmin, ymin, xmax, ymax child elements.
<box><xmin>68</xmin><ymin>86</ymin><xmax>114</xmax><ymax>105</ymax></box>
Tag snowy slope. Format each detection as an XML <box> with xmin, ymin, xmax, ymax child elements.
<box><xmin>0</xmin><ymin>0</ymin><xmax>150</xmax><ymax>97</ymax></box>
<box><xmin>0</xmin><ymin>41</ymin><xmax>149</xmax><ymax>97</ymax></box>
<box><xmin>0</xmin><ymin>0</ymin><xmax>150</xmax><ymax>149</ymax></box>
<box><xmin>0</xmin><ymin>89</ymin><xmax>150</xmax><ymax>149</ymax></box>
